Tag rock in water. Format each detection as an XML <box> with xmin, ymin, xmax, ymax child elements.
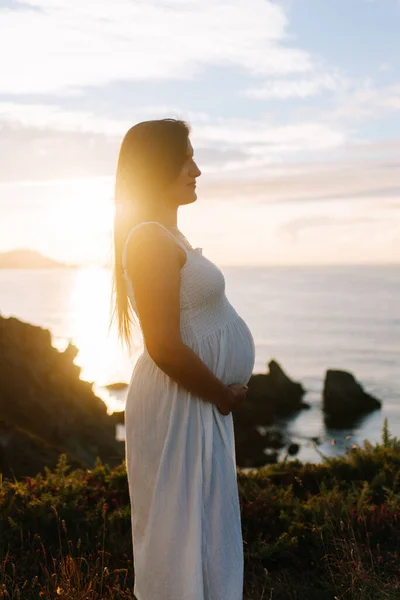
<box><xmin>323</xmin><ymin>369</ymin><xmax>382</xmax><ymax>421</ymax></box>
<box><xmin>234</xmin><ymin>359</ymin><xmax>309</xmax><ymax>426</ymax></box>
<box><xmin>105</xmin><ymin>382</ymin><xmax>129</xmax><ymax>390</ymax></box>
<box><xmin>232</xmin><ymin>360</ymin><xmax>309</xmax><ymax>467</ymax></box>
<box><xmin>287</xmin><ymin>443</ymin><xmax>300</xmax><ymax>456</ymax></box>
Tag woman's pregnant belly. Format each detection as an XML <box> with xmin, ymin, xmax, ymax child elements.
<box><xmin>196</xmin><ymin>315</ymin><xmax>256</xmax><ymax>386</ymax></box>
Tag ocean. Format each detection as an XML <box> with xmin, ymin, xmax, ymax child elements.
<box><xmin>1</xmin><ymin>264</ymin><xmax>399</xmax><ymax>465</ymax></box>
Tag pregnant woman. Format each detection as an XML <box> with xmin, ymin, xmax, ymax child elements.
<box><xmin>110</xmin><ymin>118</ymin><xmax>256</xmax><ymax>600</ymax></box>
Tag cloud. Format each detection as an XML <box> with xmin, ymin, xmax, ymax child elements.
<box><xmin>0</xmin><ymin>101</ymin><xmax>179</xmax><ymax>135</ymax></box>
<box><xmin>0</xmin><ymin>101</ymin><xmax>347</xmax><ymax>149</ymax></box>
<box><xmin>280</xmin><ymin>215</ymin><xmax>374</xmax><ymax>243</ymax></box>
<box><xmin>0</xmin><ymin>0</ymin><xmax>313</xmax><ymax>94</ymax></box>
<box><xmin>0</xmin><ymin>105</ymin><xmax>350</xmax><ymax>181</ymax></box>
<box><xmin>242</xmin><ymin>72</ymin><xmax>348</xmax><ymax>100</ymax></box>
<box><xmin>2</xmin><ymin>125</ymin><xmax>398</xmax><ymax>220</ymax></box>
<box><xmin>193</xmin><ymin>120</ymin><xmax>346</xmax><ymax>151</ymax></box>
<box><xmin>279</xmin><ymin>214</ymin><xmax>396</xmax><ymax>245</ymax></box>
<box><xmin>0</xmin><ymin>124</ymin><xmax>119</xmax><ymax>181</ymax></box>
<box><xmin>199</xmin><ymin>147</ymin><xmax>400</xmax><ymax>204</ymax></box>
<box><xmin>325</xmin><ymin>79</ymin><xmax>400</xmax><ymax>120</ymax></box>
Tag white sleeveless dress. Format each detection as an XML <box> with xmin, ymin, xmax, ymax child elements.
<box><xmin>122</xmin><ymin>221</ymin><xmax>256</xmax><ymax>600</ymax></box>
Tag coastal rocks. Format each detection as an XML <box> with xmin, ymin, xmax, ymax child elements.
<box><xmin>233</xmin><ymin>359</ymin><xmax>310</xmax><ymax>427</ymax></box>
<box><xmin>323</xmin><ymin>369</ymin><xmax>382</xmax><ymax>427</ymax></box>
<box><xmin>110</xmin><ymin>410</ymin><xmax>125</xmax><ymax>425</ymax></box>
<box><xmin>231</xmin><ymin>361</ymin><xmax>309</xmax><ymax>467</ymax></box>
<box><xmin>287</xmin><ymin>442</ymin><xmax>300</xmax><ymax>456</ymax></box>
<box><xmin>233</xmin><ymin>426</ymin><xmax>300</xmax><ymax>467</ymax></box>
<box><xmin>105</xmin><ymin>382</ymin><xmax>129</xmax><ymax>390</ymax></box>
<box><xmin>0</xmin><ymin>315</ymin><xmax>124</xmax><ymax>479</ymax></box>
<box><xmin>234</xmin><ymin>426</ymin><xmax>273</xmax><ymax>468</ymax></box>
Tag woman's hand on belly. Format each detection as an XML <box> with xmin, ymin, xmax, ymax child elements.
<box><xmin>216</xmin><ymin>383</ymin><xmax>248</xmax><ymax>416</ymax></box>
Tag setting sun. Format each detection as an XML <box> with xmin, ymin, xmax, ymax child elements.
<box><xmin>34</xmin><ymin>179</ymin><xmax>115</xmax><ymax>265</ymax></box>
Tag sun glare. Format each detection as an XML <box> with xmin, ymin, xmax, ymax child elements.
<box><xmin>66</xmin><ymin>267</ymin><xmax>143</xmax><ymax>412</ymax></box>
<box><xmin>50</xmin><ymin>196</ymin><xmax>113</xmax><ymax>236</ymax></box>
<box><xmin>42</xmin><ymin>180</ymin><xmax>115</xmax><ymax>265</ymax></box>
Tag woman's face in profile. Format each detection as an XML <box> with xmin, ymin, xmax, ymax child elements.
<box><xmin>166</xmin><ymin>138</ymin><xmax>201</xmax><ymax>206</ymax></box>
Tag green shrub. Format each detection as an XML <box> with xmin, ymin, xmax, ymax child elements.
<box><xmin>1</xmin><ymin>420</ymin><xmax>400</xmax><ymax>599</ymax></box>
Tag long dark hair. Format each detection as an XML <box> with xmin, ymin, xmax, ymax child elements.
<box><xmin>109</xmin><ymin>118</ymin><xmax>191</xmax><ymax>353</ymax></box>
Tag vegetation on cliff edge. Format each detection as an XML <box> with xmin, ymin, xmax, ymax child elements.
<box><xmin>1</xmin><ymin>419</ymin><xmax>399</xmax><ymax>600</ymax></box>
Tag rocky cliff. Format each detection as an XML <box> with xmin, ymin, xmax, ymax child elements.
<box><xmin>0</xmin><ymin>314</ymin><xmax>124</xmax><ymax>478</ymax></box>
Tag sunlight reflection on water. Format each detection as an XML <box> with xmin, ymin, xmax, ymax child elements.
<box><xmin>63</xmin><ymin>268</ymin><xmax>142</xmax><ymax>412</ymax></box>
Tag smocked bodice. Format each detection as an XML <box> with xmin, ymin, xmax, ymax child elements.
<box><xmin>123</xmin><ymin>244</ymin><xmax>244</xmax><ymax>339</ymax></box>
<box><xmin>121</xmin><ymin>221</ymin><xmax>255</xmax><ymax>383</ymax></box>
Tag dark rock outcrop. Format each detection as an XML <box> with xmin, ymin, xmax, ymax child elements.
<box><xmin>234</xmin><ymin>426</ymin><xmax>272</xmax><ymax>468</ymax></box>
<box><xmin>0</xmin><ymin>315</ymin><xmax>124</xmax><ymax>479</ymax></box>
<box><xmin>233</xmin><ymin>359</ymin><xmax>310</xmax><ymax>428</ymax></box>
<box><xmin>110</xmin><ymin>411</ymin><xmax>125</xmax><ymax>425</ymax></box>
<box><xmin>230</xmin><ymin>360</ymin><xmax>309</xmax><ymax>467</ymax></box>
<box><xmin>323</xmin><ymin>369</ymin><xmax>382</xmax><ymax>427</ymax></box>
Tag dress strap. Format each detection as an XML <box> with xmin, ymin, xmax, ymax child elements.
<box><xmin>122</xmin><ymin>221</ymin><xmax>188</xmax><ymax>272</ymax></box>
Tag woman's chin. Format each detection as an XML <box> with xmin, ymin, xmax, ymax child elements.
<box><xmin>182</xmin><ymin>190</ymin><xmax>197</xmax><ymax>204</ymax></box>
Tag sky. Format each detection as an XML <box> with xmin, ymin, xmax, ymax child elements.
<box><xmin>0</xmin><ymin>0</ymin><xmax>399</xmax><ymax>267</ymax></box>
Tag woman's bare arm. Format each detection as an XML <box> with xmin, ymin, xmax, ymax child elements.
<box><xmin>125</xmin><ymin>224</ymin><xmax>234</xmax><ymax>407</ymax></box>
